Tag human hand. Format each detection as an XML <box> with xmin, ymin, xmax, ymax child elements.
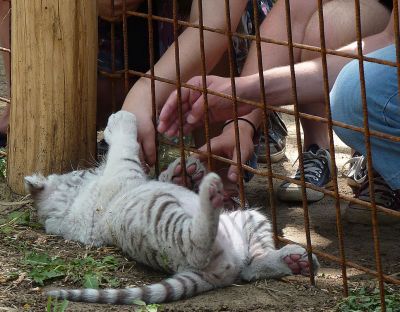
<box><xmin>196</xmin><ymin>119</ymin><xmax>255</xmax><ymax>183</ymax></box>
<box><xmin>157</xmin><ymin>75</ymin><xmax>256</xmax><ymax>137</ymax></box>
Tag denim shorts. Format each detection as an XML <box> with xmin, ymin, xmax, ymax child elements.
<box><xmin>331</xmin><ymin>44</ymin><xmax>400</xmax><ymax>190</ymax></box>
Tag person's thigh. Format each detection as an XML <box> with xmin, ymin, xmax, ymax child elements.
<box><xmin>331</xmin><ymin>44</ymin><xmax>400</xmax><ymax>190</ymax></box>
<box><xmin>300</xmin><ymin>0</ymin><xmax>391</xmax><ymax>61</ymax></box>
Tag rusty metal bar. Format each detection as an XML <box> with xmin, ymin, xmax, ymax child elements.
<box><xmin>223</xmin><ymin>0</ymin><xmax>246</xmax><ymax>208</ymax></box>
<box><xmin>393</xmin><ymin>0</ymin><xmax>400</xmax><ymax>99</ymax></box>
<box><xmin>278</xmin><ymin>236</ymin><xmax>400</xmax><ymax>286</ymax></box>
<box><xmin>0</xmin><ymin>46</ymin><xmax>9</xmax><ymax>53</ymax></box>
<box><xmin>354</xmin><ymin>0</ymin><xmax>386</xmax><ymax>309</ymax></box>
<box><xmin>172</xmin><ymin>0</ymin><xmax>187</xmax><ymax>187</ymax></box>
<box><xmin>146</xmin><ymin>0</ymin><xmax>159</xmax><ymax>176</ymax></box>
<box><xmin>125</xmin><ymin>10</ymin><xmax>399</xmax><ymax>68</ymax></box>
<box><xmin>316</xmin><ymin>0</ymin><xmax>348</xmax><ymax>296</ymax></box>
<box><xmin>110</xmin><ymin>21</ymin><xmax>117</xmax><ymax>112</ymax></box>
<box><xmin>250</xmin><ymin>0</ymin><xmax>278</xmax><ymax>247</ymax></box>
<box><xmin>122</xmin><ymin>0</ymin><xmax>129</xmax><ymax>94</ymax></box>
<box><xmin>284</xmin><ymin>0</ymin><xmax>315</xmax><ymax>285</ymax></box>
<box><xmin>0</xmin><ymin>96</ymin><xmax>10</xmax><ymax>104</ymax></box>
<box><xmin>196</xmin><ymin>0</ymin><xmax>213</xmax><ymax>172</ymax></box>
<box><xmin>109</xmin><ymin>68</ymin><xmax>400</xmax><ymax>143</ymax></box>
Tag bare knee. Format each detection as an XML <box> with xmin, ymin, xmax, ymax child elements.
<box><xmin>300</xmin><ymin>0</ymin><xmax>391</xmax><ymax>62</ymax></box>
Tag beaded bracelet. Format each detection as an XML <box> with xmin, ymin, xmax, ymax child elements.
<box><xmin>223</xmin><ymin>117</ymin><xmax>257</xmax><ymax>138</ymax></box>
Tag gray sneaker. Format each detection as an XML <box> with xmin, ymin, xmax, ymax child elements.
<box><xmin>345</xmin><ymin>173</ymin><xmax>400</xmax><ymax>225</ymax></box>
<box><xmin>258</xmin><ymin>112</ymin><xmax>288</xmax><ymax>163</ymax></box>
<box><xmin>277</xmin><ymin>144</ymin><xmax>333</xmax><ymax>202</ymax></box>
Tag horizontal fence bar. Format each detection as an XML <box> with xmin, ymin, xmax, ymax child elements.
<box><xmin>278</xmin><ymin>237</ymin><xmax>400</xmax><ymax>285</ymax></box>
<box><xmin>99</xmin><ymin>68</ymin><xmax>400</xmax><ymax>144</ymax></box>
<box><xmin>0</xmin><ymin>46</ymin><xmax>10</xmax><ymax>53</ymax></box>
<box><xmin>123</xmin><ymin>10</ymin><xmax>398</xmax><ymax>68</ymax></box>
<box><xmin>0</xmin><ymin>96</ymin><xmax>10</xmax><ymax>104</ymax></box>
<box><xmin>158</xmin><ymin>137</ymin><xmax>400</xmax><ymax>222</ymax></box>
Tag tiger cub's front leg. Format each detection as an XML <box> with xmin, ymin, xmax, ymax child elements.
<box><xmin>102</xmin><ymin>111</ymin><xmax>145</xmax><ymax>180</ymax></box>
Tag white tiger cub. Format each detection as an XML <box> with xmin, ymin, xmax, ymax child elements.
<box><xmin>25</xmin><ymin>111</ymin><xmax>319</xmax><ymax>305</ymax></box>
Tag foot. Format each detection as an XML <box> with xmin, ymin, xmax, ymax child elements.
<box><xmin>279</xmin><ymin>244</ymin><xmax>319</xmax><ymax>276</ymax></box>
<box><xmin>158</xmin><ymin>156</ymin><xmax>206</xmax><ymax>193</ymax></box>
<box><xmin>104</xmin><ymin>111</ymin><xmax>137</xmax><ymax>144</ymax></box>
<box><xmin>159</xmin><ymin>156</ymin><xmax>249</xmax><ymax>209</ymax></box>
<box><xmin>345</xmin><ymin>172</ymin><xmax>400</xmax><ymax>225</ymax></box>
<box><xmin>277</xmin><ymin>144</ymin><xmax>333</xmax><ymax>202</ymax></box>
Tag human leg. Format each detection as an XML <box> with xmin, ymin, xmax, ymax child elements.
<box><xmin>331</xmin><ymin>44</ymin><xmax>400</xmax><ymax>224</ymax></box>
<box><xmin>278</xmin><ymin>0</ymin><xmax>391</xmax><ymax>202</ymax></box>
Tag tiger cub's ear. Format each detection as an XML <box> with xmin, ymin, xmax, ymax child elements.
<box><xmin>24</xmin><ymin>174</ymin><xmax>46</xmax><ymax>198</ymax></box>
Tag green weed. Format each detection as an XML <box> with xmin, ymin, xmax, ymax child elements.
<box><xmin>132</xmin><ymin>299</ymin><xmax>160</xmax><ymax>312</ymax></box>
<box><xmin>23</xmin><ymin>252</ymin><xmax>120</xmax><ymax>288</ymax></box>
<box><xmin>337</xmin><ymin>285</ymin><xmax>400</xmax><ymax>312</ymax></box>
<box><xmin>0</xmin><ymin>148</ymin><xmax>6</xmax><ymax>178</ymax></box>
<box><xmin>46</xmin><ymin>297</ymin><xmax>69</xmax><ymax>312</ymax></box>
<box><xmin>0</xmin><ymin>210</ymin><xmax>40</xmax><ymax>234</ymax></box>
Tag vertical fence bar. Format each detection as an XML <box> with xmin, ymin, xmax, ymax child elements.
<box><xmin>250</xmin><ymin>0</ymin><xmax>278</xmax><ymax>246</ymax></box>
<box><xmin>197</xmin><ymin>0</ymin><xmax>213</xmax><ymax>171</ymax></box>
<box><xmin>147</xmin><ymin>0</ymin><xmax>159</xmax><ymax>176</ymax></box>
<box><xmin>353</xmin><ymin>0</ymin><xmax>386</xmax><ymax>309</ymax></box>
<box><xmin>316</xmin><ymin>0</ymin><xmax>348</xmax><ymax>296</ymax></box>
<box><xmin>223</xmin><ymin>0</ymin><xmax>246</xmax><ymax>207</ymax></box>
<box><xmin>393</xmin><ymin>0</ymin><xmax>400</xmax><ymax>97</ymax></box>
<box><xmin>122</xmin><ymin>0</ymin><xmax>129</xmax><ymax>94</ymax></box>
<box><xmin>172</xmin><ymin>0</ymin><xmax>188</xmax><ymax>186</ymax></box>
<box><xmin>283</xmin><ymin>0</ymin><xmax>315</xmax><ymax>285</ymax></box>
<box><xmin>110</xmin><ymin>21</ymin><xmax>117</xmax><ymax>112</ymax></box>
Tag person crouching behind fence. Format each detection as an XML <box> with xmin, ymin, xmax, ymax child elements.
<box><xmin>330</xmin><ymin>44</ymin><xmax>400</xmax><ymax>225</ymax></box>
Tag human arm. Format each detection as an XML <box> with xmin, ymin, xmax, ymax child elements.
<box><xmin>158</xmin><ymin>10</ymin><xmax>396</xmax><ymax>134</ymax></box>
<box><xmin>122</xmin><ymin>0</ymin><xmax>248</xmax><ymax>166</ymax></box>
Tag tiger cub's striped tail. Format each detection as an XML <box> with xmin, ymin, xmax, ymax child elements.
<box><xmin>46</xmin><ymin>271</ymin><xmax>214</xmax><ymax>305</ymax></box>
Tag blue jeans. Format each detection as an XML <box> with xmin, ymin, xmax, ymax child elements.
<box><xmin>331</xmin><ymin>44</ymin><xmax>400</xmax><ymax>190</ymax></box>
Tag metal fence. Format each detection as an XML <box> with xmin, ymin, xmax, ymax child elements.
<box><xmin>3</xmin><ymin>0</ymin><xmax>399</xmax><ymax>310</ymax></box>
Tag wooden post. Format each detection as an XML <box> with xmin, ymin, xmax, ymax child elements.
<box><xmin>8</xmin><ymin>0</ymin><xmax>98</xmax><ymax>194</ymax></box>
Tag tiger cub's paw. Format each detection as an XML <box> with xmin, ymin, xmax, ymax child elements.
<box><xmin>104</xmin><ymin>111</ymin><xmax>137</xmax><ymax>144</ymax></box>
<box><xmin>200</xmin><ymin>173</ymin><xmax>224</xmax><ymax>209</ymax></box>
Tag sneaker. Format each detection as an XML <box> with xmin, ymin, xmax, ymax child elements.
<box><xmin>277</xmin><ymin>144</ymin><xmax>333</xmax><ymax>202</ymax></box>
<box><xmin>342</xmin><ymin>152</ymin><xmax>367</xmax><ymax>191</ymax></box>
<box><xmin>258</xmin><ymin>112</ymin><xmax>288</xmax><ymax>163</ymax></box>
<box><xmin>345</xmin><ymin>173</ymin><xmax>400</xmax><ymax>224</ymax></box>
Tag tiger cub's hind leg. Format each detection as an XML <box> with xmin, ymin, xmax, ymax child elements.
<box><xmin>241</xmin><ymin>243</ymin><xmax>320</xmax><ymax>281</ymax></box>
<box><xmin>185</xmin><ymin>173</ymin><xmax>224</xmax><ymax>268</ymax></box>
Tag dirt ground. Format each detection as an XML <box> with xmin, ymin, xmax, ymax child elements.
<box><xmin>0</xmin><ymin>54</ymin><xmax>399</xmax><ymax>312</ymax></box>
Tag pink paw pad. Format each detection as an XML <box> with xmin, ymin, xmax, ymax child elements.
<box><xmin>284</xmin><ymin>254</ymin><xmax>311</xmax><ymax>276</ymax></box>
<box><xmin>209</xmin><ymin>180</ymin><xmax>224</xmax><ymax>208</ymax></box>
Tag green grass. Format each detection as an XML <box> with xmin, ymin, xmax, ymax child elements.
<box><xmin>46</xmin><ymin>297</ymin><xmax>69</xmax><ymax>312</ymax></box>
<box><xmin>0</xmin><ymin>147</ymin><xmax>6</xmax><ymax>178</ymax></box>
<box><xmin>0</xmin><ymin>209</ymin><xmax>41</xmax><ymax>234</ymax></box>
<box><xmin>23</xmin><ymin>252</ymin><xmax>120</xmax><ymax>288</ymax></box>
<box><xmin>337</xmin><ymin>285</ymin><xmax>400</xmax><ymax>312</ymax></box>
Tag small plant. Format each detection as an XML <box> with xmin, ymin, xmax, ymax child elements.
<box><xmin>337</xmin><ymin>285</ymin><xmax>400</xmax><ymax>312</ymax></box>
<box><xmin>0</xmin><ymin>148</ymin><xmax>6</xmax><ymax>178</ymax></box>
<box><xmin>132</xmin><ymin>300</ymin><xmax>160</xmax><ymax>312</ymax></box>
<box><xmin>23</xmin><ymin>252</ymin><xmax>120</xmax><ymax>288</ymax></box>
<box><xmin>0</xmin><ymin>210</ymin><xmax>37</xmax><ymax>234</ymax></box>
<box><xmin>46</xmin><ymin>297</ymin><xmax>69</xmax><ymax>312</ymax></box>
